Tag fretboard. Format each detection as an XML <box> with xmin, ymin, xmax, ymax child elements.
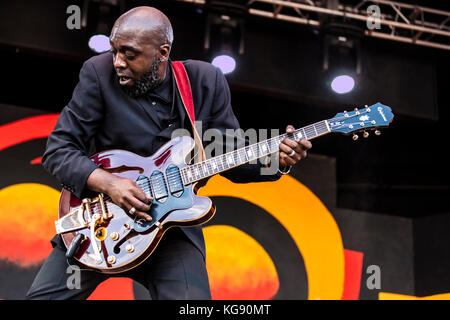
<box><xmin>180</xmin><ymin>120</ymin><xmax>331</xmax><ymax>185</ymax></box>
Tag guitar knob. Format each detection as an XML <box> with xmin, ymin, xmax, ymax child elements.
<box><xmin>107</xmin><ymin>255</ymin><xmax>116</xmax><ymax>264</ymax></box>
<box><xmin>374</xmin><ymin>130</ymin><xmax>381</xmax><ymax>136</ymax></box>
<box><xmin>126</xmin><ymin>244</ymin><xmax>135</xmax><ymax>253</ymax></box>
<box><xmin>352</xmin><ymin>134</ymin><xmax>359</xmax><ymax>141</ymax></box>
<box><xmin>110</xmin><ymin>232</ymin><xmax>119</xmax><ymax>241</ymax></box>
<box><xmin>363</xmin><ymin>131</ymin><xmax>369</xmax><ymax>138</ymax></box>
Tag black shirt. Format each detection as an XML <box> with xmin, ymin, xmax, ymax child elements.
<box><xmin>145</xmin><ymin>66</ymin><xmax>179</xmax><ymax>130</ymax></box>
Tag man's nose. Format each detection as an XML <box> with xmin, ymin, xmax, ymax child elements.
<box><xmin>113</xmin><ymin>53</ymin><xmax>127</xmax><ymax>69</ymax></box>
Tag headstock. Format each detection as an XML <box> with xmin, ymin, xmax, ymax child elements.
<box><xmin>327</xmin><ymin>102</ymin><xmax>394</xmax><ymax>140</ymax></box>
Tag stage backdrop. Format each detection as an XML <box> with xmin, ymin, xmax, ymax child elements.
<box><xmin>0</xmin><ymin>103</ymin><xmax>449</xmax><ymax>300</ymax></box>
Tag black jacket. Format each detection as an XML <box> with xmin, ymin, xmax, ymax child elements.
<box><xmin>43</xmin><ymin>52</ymin><xmax>280</xmax><ymax>258</ymax></box>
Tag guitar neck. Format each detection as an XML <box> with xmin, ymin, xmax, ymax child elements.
<box><xmin>181</xmin><ymin>119</ymin><xmax>331</xmax><ymax>185</ymax></box>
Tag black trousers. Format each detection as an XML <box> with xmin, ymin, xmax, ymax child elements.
<box><xmin>26</xmin><ymin>227</ymin><xmax>211</xmax><ymax>300</ymax></box>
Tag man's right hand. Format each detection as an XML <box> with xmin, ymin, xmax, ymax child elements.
<box><xmin>86</xmin><ymin>168</ymin><xmax>153</xmax><ymax>221</ymax></box>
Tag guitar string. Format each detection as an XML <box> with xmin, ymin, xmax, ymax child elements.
<box><xmin>181</xmin><ymin>108</ymin><xmax>376</xmax><ymax>184</ymax></box>
<box><xmin>181</xmin><ymin>120</ymin><xmax>331</xmax><ymax>184</ymax></box>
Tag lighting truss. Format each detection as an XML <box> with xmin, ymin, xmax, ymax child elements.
<box><xmin>177</xmin><ymin>0</ymin><xmax>450</xmax><ymax>51</ymax></box>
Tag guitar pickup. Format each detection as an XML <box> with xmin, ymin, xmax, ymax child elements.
<box><xmin>150</xmin><ymin>171</ymin><xmax>168</xmax><ymax>203</ymax></box>
<box><xmin>166</xmin><ymin>165</ymin><xmax>184</xmax><ymax>197</ymax></box>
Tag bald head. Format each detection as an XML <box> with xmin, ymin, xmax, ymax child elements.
<box><xmin>111</xmin><ymin>6</ymin><xmax>173</xmax><ymax>48</ymax></box>
<box><xmin>109</xmin><ymin>7</ymin><xmax>174</xmax><ymax>95</ymax></box>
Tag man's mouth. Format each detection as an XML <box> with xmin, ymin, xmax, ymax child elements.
<box><xmin>118</xmin><ymin>75</ymin><xmax>133</xmax><ymax>86</ymax></box>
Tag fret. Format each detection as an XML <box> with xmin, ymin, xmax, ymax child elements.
<box><xmin>218</xmin><ymin>155</ymin><xmax>225</xmax><ymax>171</ymax></box>
<box><xmin>197</xmin><ymin>164</ymin><xmax>203</xmax><ymax>179</ymax></box>
<box><xmin>180</xmin><ymin>168</ymin><xmax>186</xmax><ymax>184</ymax></box>
<box><xmin>316</xmin><ymin>120</ymin><xmax>330</xmax><ymax>135</ymax></box>
<box><xmin>301</xmin><ymin>127</ymin><xmax>307</xmax><ymax>140</ymax></box>
<box><xmin>268</xmin><ymin>139</ymin><xmax>275</xmax><ymax>155</ymax></box>
<box><xmin>232</xmin><ymin>150</ymin><xmax>238</xmax><ymax>165</ymax></box>
<box><xmin>212</xmin><ymin>158</ymin><xmax>218</xmax><ymax>171</ymax></box>
<box><xmin>256</xmin><ymin>142</ymin><xmax>263</xmax><ymax>157</ymax></box>
<box><xmin>202</xmin><ymin>162</ymin><xmax>208</xmax><ymax>177</ymax></box>
<box><xmin>239</xmin><ymin>148</ymin><xmax>247</xmax><ymax>164</ymax></box>
<box><xmin>260</xmin><ymin>141</ymin><xmax>267</xmax><ymax>155</ymax></box>
<box><xmin>244</xmin><ymin>147</ymin><xmax>251</xmax><ymax>162</ymax></box>
<box><xmin>193</xmin><ymin>164</ymin><xmax>199</xmax><ymax>179</ymax></box>
<box><xmin>220</xmin><ymin>154</ymin><xmax>228</xmax><ymax>170</ymax></box>
<box><xmin>268</xmin><ymin>138</ymin><xmax>278</xmax><ymax>153</ymax></box>
<box><xmin>236</xmin><ymin>149</ymin><xmax>242</xmax><ymax>165</ymax></box>
<box><xmin>186</xmin><ymin>167</ymin><xmax>193</xmax><ymax>181</ymax></box>
<box><xmin>192</xmin><ymin>165</ymin><xmax>199</xmax><ymax>180</ymax></box>
<box><xmin>245</xmin><ymin>146</ymin><xmax>254</xmax><ymax>161</ymax></box>
<box><xmin>226</xmin><ymin>153</ymin><xmax>235</xmax><ymax>167</ymax></box>
<box><xmin>189</xmin><ymin>165</ymin><xmax>195</xmax><ymax>180</ymax></box>
<box><xmin>190</xmin><ymin>167</ymin><xmax>196</xmax><ymax>182</ymax></box>
<box><xmin>233</xmin><ymin>150</ymin><xmax>239</xmax><ymax>165</ymax></box>
<box><xmin>203</xmin><ymin>160</ymin><xmax>210</xmax><ymax>176</ymax></box>
<box><xmin>304</xmin><ymin>125</ymin><xmax>313</xmax><ymax>139</ymax></box>
<box><xmin>252</xmin><ymin>144</ymin><xmax>260</xmax><ymax>159</ymax></box>
<box><xmin>261</xmin><ymin>140</ymin><xmax>268</xmax><ymax>155</ymax></box>
<box><xmin>233</xmin><ymin>150</ymin><xmax>240</xmax><ymax>165</ymax></box>
<box><xmin>198</xmin><ymin>163</ymin><xmax>205</xmax><ymax>178</ymax></box>
<box><xmin>207</xmin><ymin>160</ymin><xmax>213</xmax><ymax>175</ymax></box>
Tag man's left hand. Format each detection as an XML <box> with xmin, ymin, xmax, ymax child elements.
<box><xmin>279</xmin><ymin>125</ymin><xmax>312</xmax><ymax>167</ymax></box>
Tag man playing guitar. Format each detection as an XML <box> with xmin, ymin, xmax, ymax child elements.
<box><xmin>26</xmin><ymin>6</ymin><xmax>311</xmax><ymax>300</ymax></box>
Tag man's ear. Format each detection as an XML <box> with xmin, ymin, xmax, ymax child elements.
<box><xmin>159</xmin><ymin>44</ymin><xmax>171</xmax><ymax>61</ymax></box>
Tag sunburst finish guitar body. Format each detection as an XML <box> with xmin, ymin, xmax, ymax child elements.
<box><xmin>57</xmin><ymin>136</ymin><xmax>213</xmax><ymax>273</ymax></box>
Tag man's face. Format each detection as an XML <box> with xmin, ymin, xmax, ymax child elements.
<box><xmin>109</xmin><ymin>27</ymin><xmax>161</xmax><ymax>92</ymax></box>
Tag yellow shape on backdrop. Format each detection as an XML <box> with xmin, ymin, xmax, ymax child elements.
<box><xmin>204</xmin><ymin>225</ymin><xmax>279</xmax><ymax>300</ymax></box>
<box><xmin>198</xmin><ymin>174</ymin><xmax>345</xmax><ymax>300</ymax></box>
<box><xmin>379</xmin><ymin>292</ymin><xmax>450</xmax><ymax>300</ymax></box>
<box><xmin>0</xmin><ymin>183</ymin><xmax>59</xmax><ymax>266</ymax></box>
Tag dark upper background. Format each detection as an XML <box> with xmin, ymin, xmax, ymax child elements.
<box><xmin>0</xmin><ymin>0</ymin><xmax>449</xmax><ymax>218</ymax></box>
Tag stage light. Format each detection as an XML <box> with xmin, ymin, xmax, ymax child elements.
<box><xmin>88</xmin><ymin>34</ymin><xmax>110</xmax><ymax>53</ymax></box>
<box><xmin>212</xmin><ymin>55</ymin><xmax>236</xmax><ymax>74</ymax></box>
<box><xmin>204</xmin><ymin>1</ymin><xmax>247</xmax><ymax>72</ymax></box>
<box><xmin>331</xmin><ymin>75</ymin><xmax>355</xmax><ymax>94</ymax></box>
<box><xmin>82</xmin><ymin>0</ymin><xmax>123</xmax><ymax>54</ymax></box>
<box><xmin>321</xmin><ymin>19</ymin><xmax>363</xmax><ymax>94</ymax></box>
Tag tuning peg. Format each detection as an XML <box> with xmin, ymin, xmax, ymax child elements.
<box><xmin>352</xmin><ymin>134</ymin><xmax>359</xmax><ymax>141</ymax></box>
<box><xmin>374</xmin><ymin>130</ymin><xmax>381</xmax><ymax>136</ymax></box>
<box><xmin>363</xmin><ymin>131</ymin><xmax>369</xmax><ymax>138</ymax></box>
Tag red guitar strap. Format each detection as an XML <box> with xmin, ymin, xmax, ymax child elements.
<box><xmin>171</xmin><ymin>61</ymin><xmax>206</xmax><ymax>162</ymax></box>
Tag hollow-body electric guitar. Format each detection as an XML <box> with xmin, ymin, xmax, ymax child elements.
<box><xmin>55</xmin><ymin>102</ymin><xmax>394</xmax><ymax>273</ymax></box>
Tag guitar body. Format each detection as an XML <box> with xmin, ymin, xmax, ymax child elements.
<box><xmin>58</xmin><ymin>136</ymin><xmax>215</xmax><ymax>274</ymax></box>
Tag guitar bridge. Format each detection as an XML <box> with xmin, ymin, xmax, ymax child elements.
<box><xmin>55</xmin><ymin>205</ymin><xmax>88</xmax><ymax>234</ymax></box>
<box><xmin>55</xmin><ymin>194</ymin><xmax>111</xmax><ymax>234</ymax></box>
